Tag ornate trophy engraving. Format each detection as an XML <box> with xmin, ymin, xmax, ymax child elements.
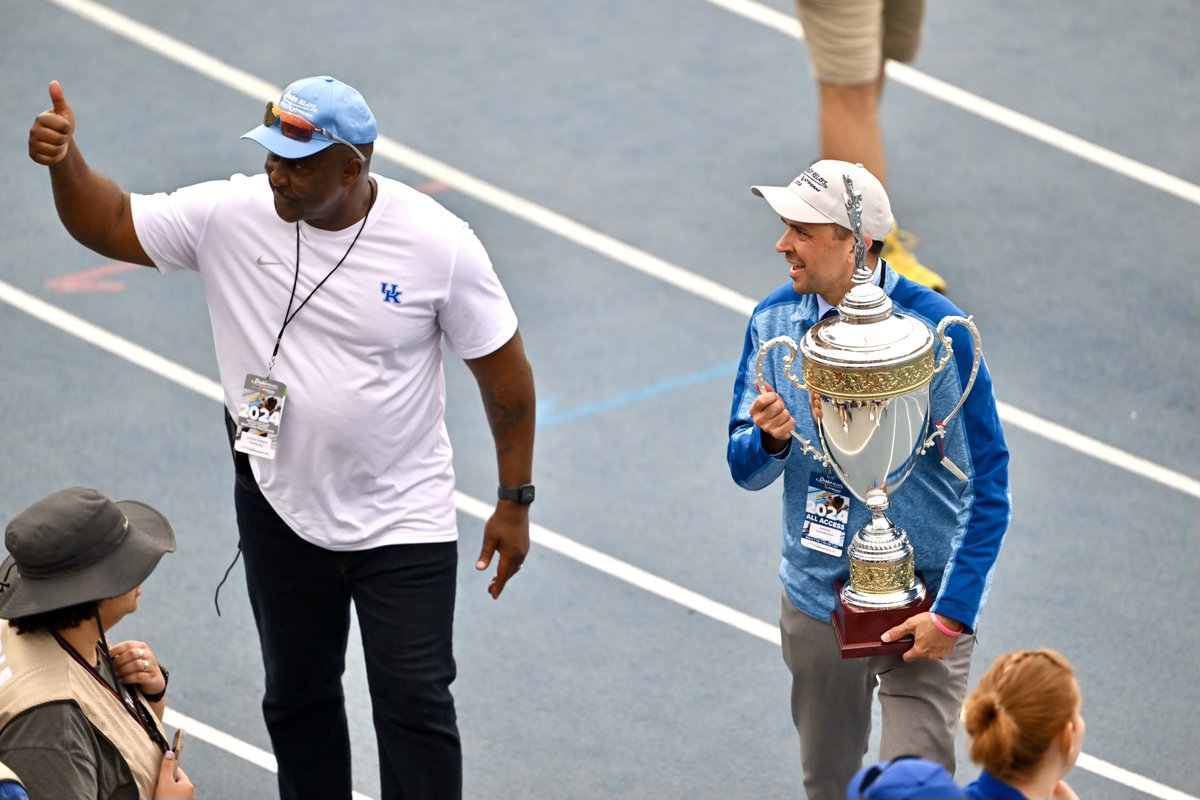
<box><xmin>754</xmin><ymin>176</ymin><xmax>983</xmax><ymax>657</ymax></box>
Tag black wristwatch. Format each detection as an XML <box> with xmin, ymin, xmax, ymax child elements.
<box><xmin>142</xmin><ymin>666</ymin><xmax>169</xmax><ymax>703</ymax></box>
<box><xmin>498</xmin><ymin>484</ymin><xmax>536</xmax><ymax>505</ymax></box>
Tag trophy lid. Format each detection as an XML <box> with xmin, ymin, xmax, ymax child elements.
<box><xmin>805</xmin><ymin>300</ymin><xmax>933</xmax><ymax>369</ymax></box>
<box><xmin>798</xmin><ymin>175</ymin><xmax>936</xmax><ymax>399</ymax></box>
<box><xmin>802</xmin><ymin>306</ymin><xmax>935</xmax><ymax>400</ymax></box>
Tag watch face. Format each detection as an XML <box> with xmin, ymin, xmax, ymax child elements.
<box><xmin>500</xmin><ymin>484</ymin><xmax>535</xmax><ymax>504</ymax></box>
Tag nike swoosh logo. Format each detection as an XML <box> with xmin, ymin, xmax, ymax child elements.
<box><xmin>255</xmin><ymin>256</ymin><xmax>283</xmax><ymax>266</ymax></box>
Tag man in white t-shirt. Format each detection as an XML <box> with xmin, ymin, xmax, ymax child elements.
<box><xmin>28</xmin><ymin>75</ymin><xmax>536</xmax><ymax>800</ymax></box>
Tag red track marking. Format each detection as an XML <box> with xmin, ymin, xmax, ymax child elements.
<box><xmin>44</xmin><ymin>262</ymin><xmax>141</xmax><ymax>292</ymax></box>
<box><xmin>414</xmin><ymin>180</ymin><xmax>449</xmax><ymax>194</ymax></box>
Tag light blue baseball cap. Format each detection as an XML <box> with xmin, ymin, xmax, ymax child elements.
<box><xmin>242</xmin><ymin>75</ymin><xmax>377</xmax><ymax>159</ymax></box>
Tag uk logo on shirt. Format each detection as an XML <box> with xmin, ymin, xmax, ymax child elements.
<box><xmin>380</xmin><ymin>283</ymin><xmax>403</xmax><ymax>304</ymax></box>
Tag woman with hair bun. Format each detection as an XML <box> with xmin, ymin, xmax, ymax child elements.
<box><xmin>961</xmin><ymin>649</ymin><xmax>1085</xmax><ymax>799</ymax></box>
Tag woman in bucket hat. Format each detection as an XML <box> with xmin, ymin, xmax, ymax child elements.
<box><xmin>0</xmin><ymin>487</ymin><xmax>193</xmax><ymax>799</ymax></box>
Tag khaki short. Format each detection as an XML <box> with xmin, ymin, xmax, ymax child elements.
<box><xmin>795</xmin><ymin>0</ymin><xmax>925</xmax><ymax>85</ymax></box>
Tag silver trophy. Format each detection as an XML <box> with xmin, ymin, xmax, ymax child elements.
<box><xmin>754</xmin><ymin>177</ymin><xmax>982</xmax><ymax>655</ymax></box>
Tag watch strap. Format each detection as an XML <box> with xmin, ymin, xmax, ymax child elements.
<box><xmin>498</xmin><ymin>484</ymin><xmax>535</xmax><ymax>505</ymax></box>
<box><xmin>141</xmin><ymin>665</ymin><xmax>169</xmax><ymax>703</ymax></box>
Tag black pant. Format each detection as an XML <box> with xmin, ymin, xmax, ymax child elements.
<box><xmin>235</xmin><ymin>473</ymin><xmax>462</xmax><ymax>800</ymax></box>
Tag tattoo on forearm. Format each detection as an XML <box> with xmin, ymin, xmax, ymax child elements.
<box><xmin>479</xmin><ymin>381</ymin><xmax>532</xmax><ymax>444</ymax></box>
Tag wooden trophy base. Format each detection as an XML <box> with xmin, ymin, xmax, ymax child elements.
<box><xmin>830</xmin><ymin>574</ymin><xmax>933</xmax><ymax>659</ymax></box>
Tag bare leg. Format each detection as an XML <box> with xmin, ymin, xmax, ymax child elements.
<box><xmin>817</xmin><ymin>69</ymin><xmax>887</xmax><ymax>187</ymax></box>
<box><xmin>818</xmin><ymin>69</ymin><xmax>946</xmax><ymax>290</ymax></box>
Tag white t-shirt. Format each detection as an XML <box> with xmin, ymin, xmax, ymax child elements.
<box><xmin>131</xmin><ymin>173</ymin><xmax>518</xmax><ymax>550</ymax></box>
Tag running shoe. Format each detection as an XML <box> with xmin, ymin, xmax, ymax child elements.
<box><xmin>882</xmin><ymin>226</ymin><xmax>947</xmax><ymax>293</ymax></box>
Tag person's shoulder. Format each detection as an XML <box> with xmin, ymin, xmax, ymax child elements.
<box><xmin>962</xmin><ymin>770</ymin><xmax>1026</xmax><ymax>799</ymax></box>
<box><xmin>0</xmin><ymin>702</ymin><xmax>101</xmax><ymax>799</ymax></box>
<box><xmin>753</xmin><ymin>282</ymin><xmax>809</xmax><ymax>316</ymax></box>
<box><xmin>0</xmin><ymin>700</ymin><xmax>93</xmax><ymax>753</ymax></box>
<box><xmin>225</xmin><ymin>172</ymin><xmax>267</xmax><ymax>188</ymax></box>
<box><xmin>372</xmin><ymin>175</ymin><xmax>471</xmax><ymax>235</ymax></box>
<box><xmin>888</xmin><ymin>271</ymin><xmax>965</xmax><ymax>322</ymax></box>
<box><xmin>150</xmin><ymin>172</ymin><xmax>262</xmax><ymax>196</ymax></box>
<box><xmin>138</xmin><ymin>173</ymin><xmax>266</xmax><ymax>213</ymax></box>
<box><xmin>374</xmin><ymin>175</ymin><xmax>457</xmax><ymax>217</ymax></box>
<box><xmin>3</xmin><ymin>698</ymin><xmax>90</xmax><ymax>728</ymax></box>
<box><xmin>212</xmin><ymin>172</ymin><xmax>270</xmax><ymax>200</ymax></box>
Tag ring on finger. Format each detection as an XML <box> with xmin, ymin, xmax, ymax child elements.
<box><xmin>142</xmin><ymin>659</ymin><xmax>150</xmax><ymax>673</ymax></box>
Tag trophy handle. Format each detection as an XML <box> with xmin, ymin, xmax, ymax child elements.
<box><xmin>753</xmin><ymin>336</ymin><xmax>830</xmax><ymax>465</ymax></box>
<box><xmin>923</xmin><ymin>315</ymin><xmax>982</xmax><ymax>452</ymax></box>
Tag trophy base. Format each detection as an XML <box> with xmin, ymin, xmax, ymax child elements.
<box><xmin>830</xmin><ymin>574</ymin><xmax>933</xmax><ymax>660</ymax></box>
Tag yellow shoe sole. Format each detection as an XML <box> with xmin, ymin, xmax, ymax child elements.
<box><xmin>883</xmin><ymin>229</ymin><xmax>947</xmax><ymax>293</ymax></box>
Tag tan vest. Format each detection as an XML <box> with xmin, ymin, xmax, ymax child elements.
<box><xmin>0</xmin><ymin>622</ymin><xmax>166</xmax><ymax>799</ymax></box>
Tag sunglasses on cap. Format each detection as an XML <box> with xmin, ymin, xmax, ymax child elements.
<box><xmin>262</xmin><ymin>102</ymin><xmax>366</xmax><ymax>162</ymax></box>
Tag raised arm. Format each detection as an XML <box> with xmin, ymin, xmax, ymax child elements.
<box><xmin>463</xmin><ymin>330</ymin><xmax>536</xmax><ymax>599</ymax></box>
<box><xmin>28</xmin><ymin>80</ymin><xmax>153</xmax><ymax>266</ymax></box>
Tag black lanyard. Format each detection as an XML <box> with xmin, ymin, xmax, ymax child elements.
<box><xmin>266</xmin><ymin>181</ymin><xmax>376</xmax><ymax>377</ymax></box>
<box><xmin>52</xmin><ymin>630</ymin><xmax>169</xmax><ymax>753</ymax></box>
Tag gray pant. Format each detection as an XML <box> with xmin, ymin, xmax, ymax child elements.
<box><xmin>779</xmin><ymin>592</ymin><xmax>974</xmax><ymax>800</ymax></box>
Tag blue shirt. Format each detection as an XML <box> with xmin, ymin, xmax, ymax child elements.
<box><xmin>963</xmin><ymin>770</ymin><xmax>1026</xmax><ymax>798</ymax></box>
<box><xmin>0</xmin><ymin>780</ymin><xmax>29</xmax><ymax>799</ymax></box>
<box><xmin>727</xmin><ymin>262</ymin><xmax>1011</xmax><ymax>629</ymax></box>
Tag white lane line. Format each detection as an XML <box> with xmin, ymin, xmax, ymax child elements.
<box><xmin>1027</xmin><ymin>420</ymin><xmax>1198</xmax><ymax>498</ymax></box>
<box><xmin>701</xmin><ymin>0</ymin><xmax>1200</xmax><ymax>206</ymax></box>
<box><xmin>14</xmin><ymin>2</ymin><xmax>1200</xmax><ymax>795</ymax></box>
<box><xmin>38</xmin><ymin>0</ymin><xmax>1200</xmax><ymax>502</ymax></box>
<box><xmin>163</xmin><ymin>709</ymin><xmax>373</xmax><ymax>800</ymax></box>
<box><xmin>163</xmin><ymin>709</ymin><xmax>275</xmax><ymax>773</ymax></box>
<box><xmin>39</xmin><ymin>0</ymin><xmax>757</xmax><ymax>318</ymax></box>
<box><xmin>1075</xmin><ymin>754</ymin><xmax>1199</xmax><ymax>800</ymax></box>
<box><xmin>702</xmin><ymin>0</ymin><xmax>804</xmax><ymax>36</ymax></box>
<box><xmin>8</xmin><ymin>263</ymin><xmax>1200</xmax><ymax>502</ymax></box>
<box><xmin>998</xmin><ymin>402</ymin><xmax>1200</xmax><ymax>499</ymax></box>
<box><xmin>453</xmin><ymin>492</ymin><xmax>781</xmax><ymax>643</ymax></box>
<box><xmin>3</xmin><ymin>280</ymin><xmax>1197</xmax><ymax>800</ymax></box>
<box><xmin>0</xmin><ymin>279</ymin><xmax>223</xmax><ymax>402</ymax></box>
<box><xmin>886</xmin><ymin>64</ymin><xmax>1200</xmax><ymax>206</ymax></box>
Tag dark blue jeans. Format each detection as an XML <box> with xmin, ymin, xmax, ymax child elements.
<box><xmin>235</xmin><ymin>473</ymin><xmax>461</xmax><ymax>800</ymax></box>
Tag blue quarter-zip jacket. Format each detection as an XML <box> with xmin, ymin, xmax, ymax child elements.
<box><xmin>727</xmin><ymin>262</ymin><xmax>1011</xmax><ymax>631</ymax></box>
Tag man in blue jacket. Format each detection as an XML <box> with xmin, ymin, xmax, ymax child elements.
<box><xmin>727</xmin><ymin>160</ymin><xmax>1010</xmax><ymax>800</ymax></box>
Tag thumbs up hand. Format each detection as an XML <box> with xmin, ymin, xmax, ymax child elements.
<box><xmin>29</xmin><ymin>80</ymin><xmax>76</xmax><ymax>166</ymax></box>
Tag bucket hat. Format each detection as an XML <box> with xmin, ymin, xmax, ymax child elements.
<box><xmin>0</xmin><ymin>487</ymin><xmax>175</xmax><ymax>619</ymax></box>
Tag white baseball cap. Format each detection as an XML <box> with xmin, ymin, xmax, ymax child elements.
<box><xmin>751</xmin><ymin>160</ymin><xmax>894</xmax><ymax>241</ymax></box>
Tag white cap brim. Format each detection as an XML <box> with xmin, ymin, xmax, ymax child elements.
<box><xmin>750</xmin><ymin>184</ymin><xmax>839</xmax><ymax>227</ymax></box>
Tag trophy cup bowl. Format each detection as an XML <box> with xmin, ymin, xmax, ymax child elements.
<box><xmin>752</xmin><ymin>175</ymin><xmax>982</xmax><ymax>658</ymax></box>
